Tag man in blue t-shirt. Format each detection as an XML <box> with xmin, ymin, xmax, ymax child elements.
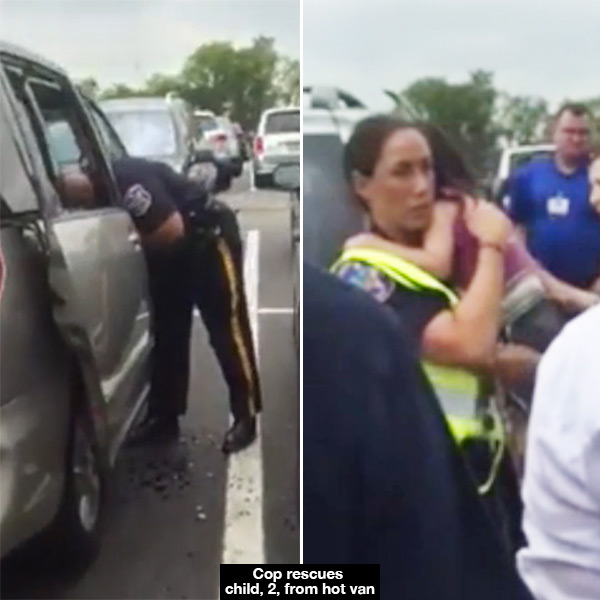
<box><xmin>507</xmin><ymin>104</ymin><xmax>600</xmax><ymax>291</ymax></box>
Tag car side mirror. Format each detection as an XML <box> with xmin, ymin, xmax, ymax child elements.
<box><xmin>272</xmin><ymin>163</ymin><xmax>300</xmax><ymax>192</ymax></box>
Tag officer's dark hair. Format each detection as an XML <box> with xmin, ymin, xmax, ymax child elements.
<box><xmin>343</xmin><ymin>115</ymin><xmax>476</xmax><ymax>205</ymax></box>
<box><xmin>342</xmin><ymin>115</ymin><xmax>415</xmax><ymax>181</ymax></box>
<box><xmin>555</xmin><ymin>103</ymin><xmax>590</xmax><ymax>121</ymax></box>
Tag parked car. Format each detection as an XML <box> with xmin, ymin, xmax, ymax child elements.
<box><xmin>303</xmin><ymin>85</ymin><xmax>368</xmax><ymax>111</ymax></box>
<box><xmin>232</xmin><ymin>122</ymin><xmax>250</xmax><ymax>161</ymax></box>
<box><xmin>193</xmin><ymin>110</ymin><xmax>243</xmax><ymax>183</ymax></box>
<box><xmin>492</xmin><ymin>144</ymin><xmax>555</xmax><ymax>208</ymax></box>
<box><xmin>99</xmin><ymin>96</ymin><xmax>197</xmax><ymax>174</ymax></box>
<box><xmin>271</xmin><ymin>162</ymin><xmax>300</xmax><ymax>350</ymax></box>
<box><xmin>0</xmin><ymin>41</ymin><xmax>154</xmax><ymax>564</ymax></box>
<box><xmin>253</xmin><ymin>107</ymin><xmax>300</xmax><ymax>189</ymax></box>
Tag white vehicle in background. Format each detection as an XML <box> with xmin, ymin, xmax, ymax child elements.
<box><xmin>493</xmin><ymin>144</ymin><xmax>555</xmax><ymax>208</ymax></box>
<box><xmin>252</xmin><ymin>107</ymin><xmax>300</xmax><ymax>189</ymax></box>
<box><xmin>193</xmin><ymin>110</ymin><xmax>243</xmax><ymax>184</ymax></box>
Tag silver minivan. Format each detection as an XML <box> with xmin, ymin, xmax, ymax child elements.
<box><xmin>0</xmin><ymin>42</ymin><xmax>153</xmax><ymax>563</ymax></box>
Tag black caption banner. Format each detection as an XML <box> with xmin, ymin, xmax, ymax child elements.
<box><xmin>220</xmin><ymin>565</ymin><xmax>380</xmax><ymax>599</ymax></box>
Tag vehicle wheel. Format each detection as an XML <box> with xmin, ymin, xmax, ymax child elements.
<box><xmin>47</xmin><ymin>401</ymin><xmax>105</xmax><ymax>566</ymax></box>
<box><xmin>254</xmin><ymin>172</ymin><xmax>271</xmax><ymax>189</ymax></box>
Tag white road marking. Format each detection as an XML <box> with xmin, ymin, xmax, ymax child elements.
<box><xmin>221</xmin><ymin>229</ymin><xmax>264</xmax><ymax>565</ymax></box>
<box><xmin>258</xmin><ymin>307</ymin><xmax>294</xmax><ymax>315</ymax></box>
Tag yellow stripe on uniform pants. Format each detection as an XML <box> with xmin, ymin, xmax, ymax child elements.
<box><xmin>216</xmin><ymin>237</ymin><xmax>257</xmax><ymax>417</ymax></box>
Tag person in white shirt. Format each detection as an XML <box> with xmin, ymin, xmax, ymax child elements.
<box><xmin>517</xmin><ymin>303</ymin><xmax>600</xmax><ymax>599</ymax></box>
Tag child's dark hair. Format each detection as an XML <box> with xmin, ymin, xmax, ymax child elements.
<box><xmin>343</xmin><ymin>114</ymin><xmax>476</xmax><ymax>199</ymax></box>
<box><xmin>421</xmin><ymin>122</ymin><xmax>477</xmax><ymax>195</ymax></box>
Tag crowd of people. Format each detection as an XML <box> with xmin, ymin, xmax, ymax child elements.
<box><xmin>304</xmin><ymin>103</ymin><xmax>600</xmax><ymax>599</ymax></box>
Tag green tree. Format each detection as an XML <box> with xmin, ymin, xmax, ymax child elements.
<box><xmin>575</xmin><ymin>97</ymin><xmax>600</xmax><ymax>142</ymax></box>
<box><xmin>100</xmin><ymin>83</ymin><xmax>145</xmax><ymax>100</ymax></box>
<box><xmin>390</xmin><ymin>70</ymin><xmax>501</xmax><ymax>177</ymax></box>
<box><xmin>178</xmin><ymin>36</ymin><xmax>282</xmax><ymax>129</ymax></box>
<box><xmin>497</xmin><ymin>94</ymin><xmax>549</xmax><ymax>145</ymax></box>
<box><xmin>144</xmin><ymin>72</ymin><xmax>184</xmax><ymax>97</ymax></box>
<box><xmin>180</xmin><ymin>41</ymin><xmax>240</xmax><ymax>113</ymax></box>
<box><xmin>90</xmin><ymin>37</ymin><xmax>298</xmax><ymax>131</ymax></box>
<box><xmin>275</xmin><ymin>57</ymin><xmax>300</xmax><ymax>105</ymax></box>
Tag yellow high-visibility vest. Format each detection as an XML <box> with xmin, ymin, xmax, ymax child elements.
<box><xmin>332</xmin><ymin>246</ymin><xmax>505</xmax><ymax>494</ymax></box>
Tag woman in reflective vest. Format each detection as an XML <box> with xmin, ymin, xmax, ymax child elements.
<box><xmin>332</xmin><ymin>115</ymin><xmax>524</xmax><ymax>552</ymax></box>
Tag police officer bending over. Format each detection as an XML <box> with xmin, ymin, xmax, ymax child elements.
<box><xmin>60</xmin><ymin>157</ymin><xmax>261</xmax><ymax>454</ymax></box>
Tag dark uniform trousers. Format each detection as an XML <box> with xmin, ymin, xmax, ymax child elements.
<box><xmin>147</xmin><ymin>203</ymin><xmax>261</xmax><ymax>422</ymax></box>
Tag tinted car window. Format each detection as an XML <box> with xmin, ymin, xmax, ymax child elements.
<box><xmin>86</xmin><ymin>103</ymin><xmax>126</xmax><ymax>161</ymax></box>
<box><xmin>46</xmin><ymin>118</ymin><xmax>80</xmax><ymax>167</ymax></box>
<box><xmin>104</xmin><ymin>110</ymin><xmax>177</xmax><ymax>157</ymax></box>
<box><xmin>216</xmin><ymin>117</ymin><xmax>231</xmax><ymax>129</ymax></box>
<box><xmin>195</xmin><ymin>115</ymin><xmax>218</xmax><ymax>132</ymax></box>
<box><xmin>27</xmin><ymin>81</ymin><xmax>90</xmax><ymax>183</ymax></box>
<box><xmin>0</xmin><ymin>103</ymin><xmax>39</xmax><ymax>214</ymax></box>
<box><xmin>265</xmin><ymin>111</ymin><xmax>300</xmax><ymax>134</ymax></box>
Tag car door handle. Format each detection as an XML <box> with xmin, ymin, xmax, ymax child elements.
<box><xmin>128</xmin><ymin>231</ymin><xmax>141</xmax><ymax>248</ymax></box>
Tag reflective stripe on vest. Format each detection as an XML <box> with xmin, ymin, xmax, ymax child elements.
<box><xmin>333</xmin><ymin>247</ymin><xmax>460</xmax><ymax>305</ymax></box>
<box><xmin>333</xmin><ymin>247</ymin><xmax>506</xmax><ymax>493</ymax></box>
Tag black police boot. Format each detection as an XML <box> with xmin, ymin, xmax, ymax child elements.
<box><xmin>222</xmin><ymin>416</ymin><xmax>256</xmax><ymax>454</ymax></box>
<box><xmin>128</xmin><ymin>414</ymin><xmax>180</xmax><ymax>446</ymax></box>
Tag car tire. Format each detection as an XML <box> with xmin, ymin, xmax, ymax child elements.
<box><xmin>45</xmin><ymin>385</ymin><xmax>106</xmax><ymax>567</ymax></box>
<box><xmin>254</xmin><ymin>172</ymin><xmax>271</xmax><ymax>189</ymax></box>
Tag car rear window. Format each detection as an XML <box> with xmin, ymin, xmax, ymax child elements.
<box><xmin>104</xmin><ymin>109</ymin><xmax>177</xmax><ymax>157</ymax></box>
<box><xmin>196</xmin><ymin>115</ymin><xmax>218</xmax><ymax>132</ymax></box>
<box><xmin>265</xmin><ymin>111</ymin><xmax>300</xmax><ymax>134</ymax></box>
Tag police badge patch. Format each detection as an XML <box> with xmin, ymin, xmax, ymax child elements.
<box><xmin>336</xmin><ymin>262</ymin><xmax>394</xmax><ymax>303</ymax></box>
<box><xmin>123</xmin><ymin>184</ymin><xmax>152</xmax><ymax>217</ymax></box>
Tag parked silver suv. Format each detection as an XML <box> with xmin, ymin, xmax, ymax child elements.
<box><xmin>0</xmin><ymin>41</ymin><xmax>153</xmax><ymax>564</ymax></box>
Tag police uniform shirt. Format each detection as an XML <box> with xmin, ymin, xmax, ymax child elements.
<box><xmin>336</xmin><ymin>260</ymin><xmax>450</xmax><ymax>346</ymax></box>
<box><xmin>111</xmin><ymin>157</ymin><xmax>210</xmax><ymax>235</ymax></box>
<box><xmin>305</xmin><ymin>265</ymin><xmax>534</xmax><ymax>600</ymax></box>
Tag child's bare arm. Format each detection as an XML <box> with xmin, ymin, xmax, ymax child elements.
<box><xmin>344</xmin><ymin>202</ymin><xmax>457</xmax><ymax>279</ymax></box>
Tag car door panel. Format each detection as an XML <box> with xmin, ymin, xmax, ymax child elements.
<box><xmin>46</xmin><ymin>207</ymin><xmax>151</xmax><ymax>448</ymax></box>
<box><xmin>0</xmin><ymin>226</ymin><xmax>71</xmax><ymax>556</ymax></box>
<box><xmin>2</xmin><ymin>60</ymin><xmax>152</xmax><ymax>453</ymax></box>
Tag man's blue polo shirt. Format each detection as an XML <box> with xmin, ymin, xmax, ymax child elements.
<box><xmin>506</xmin><ymin>158</ymin><xmax>600</xmax><ymax>288</ymax></box>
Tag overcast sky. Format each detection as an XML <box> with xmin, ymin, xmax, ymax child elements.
<box><xmin>0</xmin><ymin>0</ymin><xmax>299</xmax><ymax>88</ymax></box>
<box><xmin>304</xmin><ymin>0</ymin><xmax>599</xmax><ymax>111</ymax></box>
